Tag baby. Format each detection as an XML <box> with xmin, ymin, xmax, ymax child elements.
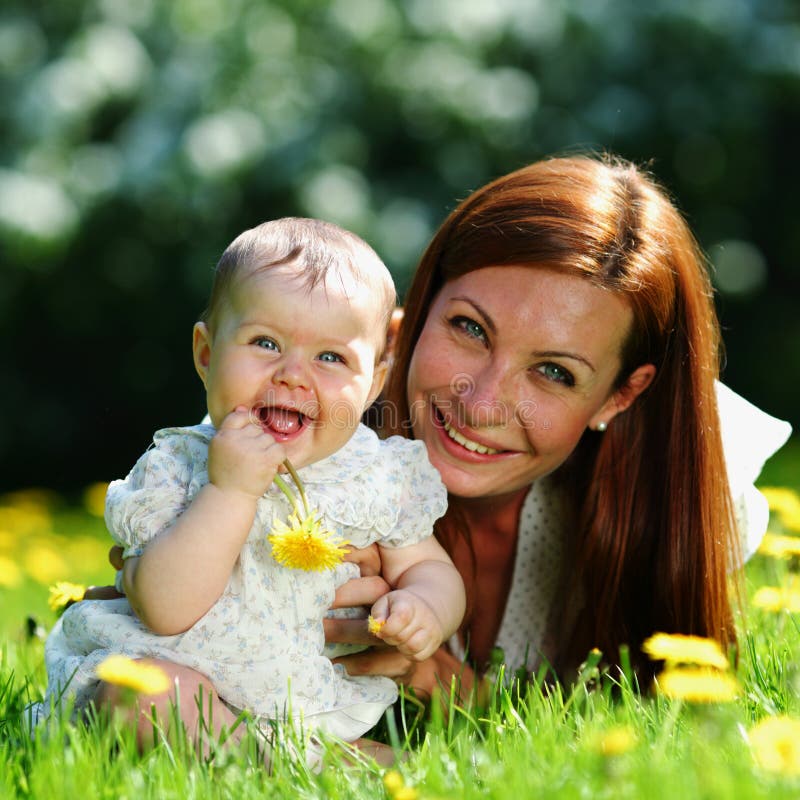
<box><xmin>33</xmin><ymin>218</ymin><xmax>465</xmax><ymax>757</ymax></box>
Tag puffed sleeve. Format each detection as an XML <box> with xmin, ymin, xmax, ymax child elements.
<box><xmin>716</xmin><ymin>381</ymin><xmax>793</xmax><ymax>561</ymax></box>
<box><xmin>374</xmin><ymin>436</ymin><xmax>448</xmax><ymax>548</ymax></box>
<box><xmin>104</xmin><ymin>427</ymin><xmax>209</xmax><ymax>558</ymax></box>
<box><xmin>309</xmin><ymin>435</ymin><xmax>448</xmax><ymax>549</ymax></box>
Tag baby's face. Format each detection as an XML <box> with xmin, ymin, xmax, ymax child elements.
<box><xmin>193</xmin><ymin>264</ymin><xmax>387</xmax><ymax>469</ymax></box>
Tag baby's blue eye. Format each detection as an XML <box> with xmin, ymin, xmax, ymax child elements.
<box><xmin>318</xmin><ymin>351</ymin><xmax>344</xmax><ymax>364</ymax></box>
<box><xmin>253</xmin><ymin>336</ymin><xmax>279</xmax><ymax>351</ymax></box>
<box><xmin>538</xmin><ymin>363</ymin><xmax>574</xmax><ymax>386</ymax></box>
<box><xmin>452</xmin><ymin>316</ymin><xmax>488</xmax><ymax>344</ymax></box>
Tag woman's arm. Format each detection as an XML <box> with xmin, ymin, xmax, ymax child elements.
<box><xmin>334</xmin><ymin>642</ymin><xmax>478</xmax><ymax>704</ymax></box>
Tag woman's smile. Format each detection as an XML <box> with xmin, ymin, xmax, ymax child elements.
<box><xmin>433</xmin><ymin>403</ymin><xmax>508</xmax><ymax>457</ymax></box>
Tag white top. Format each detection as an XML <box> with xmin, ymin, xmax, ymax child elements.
<box><xmin>37</xmin><ymin>423</ymin><xmax>447</xmax><ymax>740</ymax></box>
<box><xmin>449</xmin><ymin>382</ymin><xmax>792</xmax><ymax>673</ymax></box>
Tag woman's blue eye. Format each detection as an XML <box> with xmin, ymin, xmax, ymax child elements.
<box><xmin>318</xmin><ymin>351</ymin><xmax>344</xmax><ymax>364</ymax></box>
<box><xmin>538</xmin><ymin>363</ymin><xmax>574</xmax><ymax>386</ymax></box>
<box><xmin>452</xmin><ymin>316</ymin><xmax>487</xmax><ymax>343</ymax></box>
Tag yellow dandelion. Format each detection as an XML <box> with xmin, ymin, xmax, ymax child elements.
<box><xmin>759</xmin><ymin>533</ymin><xmax>800</xmax><ymax>559</ymax></box>
<box><xmin>655</xmin><ymin>667</ymin><xmax>739</xmax><ymax>703</ymax></box>
<box><xmin>23</xmin><ymin>543</ymin><xmax>68</xmax><ymax>585</ymax></box>
<box><xmin>383</xmin><ymin>770</ymin><xmax>418</xmax><ymax>800</ymax></box>
<box><xmin>48</xmin><ymin>581</ymin><xmax>86</xmax><ymax>611</ymax></box>
<box><xmin>761</xmin><ymin>487</ymin><xmax>800</xmax><ymax>531</ymax></box>
<box><xmin>0</xmin><ymin>503</ymin><xmax>52</xmax><ymax>536</ymax></box>
<box><xmin>82</xmin><ymin>482</ymin><xmax>108</xmax><ymax>518</ymax></box>
<box><xmin>752</xmin><ymin>585</ymin><xmax>800</xmax><ymax>613</ymax></box>
<box><xmin>268</xmin><ymin>459</ymin><xmax>349</xmax><ymax>571</ymax></box>
<box><xmin>589</xmin><ymin>725</ymin><xmax>638</xmax><ymax>756</ymax></box>
<box><xmin>0</xmin><ymin>555</ymin><xmax>22</xmax><ymax>588</ymax></box>
<box><xmin>268</xmin><ymin>513</ymin><xmax>349</xmax><ymax>571</ymax></box>
<box><xmin>642</xmin><ymin>632</ymin><xmax>729</xmax><ymax>669</ymax></box>
<box><xmin>749</xmin><ymin>715</ymin><xmax>800</xmax><ymax>776</ymax></box>
<box><xmin>368</xmin><ymin>615</ymin><xmax>385</xmax><ymax>635</ymax></box>
<box><xmin>95</xmin><ymin>655</ymin><xmax>171</xmax><ymax>695</ymax></box>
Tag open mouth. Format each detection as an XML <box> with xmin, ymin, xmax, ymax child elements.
<box><xmin>434</xmin><ymin>406</ymin><xmax>503</xmax><ymax>455</ymax></box>
<box><xmin>254</xmin><ymin>406</ymin><xmax>308</xmax><ymax>440</ymax></box>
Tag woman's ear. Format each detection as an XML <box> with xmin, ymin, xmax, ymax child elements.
<box><xmin>192</xmin><ymin>322</ymin><xmax>212</xmax><ymax>388</ymax></box>
<box><xmin>590</xmin><ymin>363</ymin><xmax>656</xmax><ymax>429</ymax></box>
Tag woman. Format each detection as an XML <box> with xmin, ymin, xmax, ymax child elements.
<box><xmin>324</xmin><ymin>153</ymin><xmax>791</xmax><ymax>696</ymax></box>
<box><xmin>89</xmin><ymin>154</ymin><xmax>790</xmax><ymax>700</ymax></box>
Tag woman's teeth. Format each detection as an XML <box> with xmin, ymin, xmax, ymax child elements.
<box><xmin>443</xmin><ymin>419</ymin><xmax>500</xmax><ymax>454</ymax></box>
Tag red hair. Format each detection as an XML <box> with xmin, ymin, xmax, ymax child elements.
<box><xmin>384</xmin><ymin>155</ymin><xmax>739</xmax><ymax>678</ymax></box>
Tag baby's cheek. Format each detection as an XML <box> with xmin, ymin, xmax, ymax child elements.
<box><xmin>328</xmin><ymin>401</ymin><xmax>362</xmax><ymax>431</ymax></box>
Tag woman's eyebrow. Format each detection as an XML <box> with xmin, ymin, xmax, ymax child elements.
<box><xmin>451</xmin><ymin>296</ymin><xmax>497</xmax><ymax>335</ymax></box>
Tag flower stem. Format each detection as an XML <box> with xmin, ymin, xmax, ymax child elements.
<box><xmin>273</xmin><ymin>474</ymin><xmax>300</xmax><ymax>515</ymax></box>
<box><xmin>281</xmin><ymin>459</ymin><xmax>310</xmax><ymax>516</ymax></box>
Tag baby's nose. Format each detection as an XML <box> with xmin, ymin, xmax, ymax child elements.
<box><xmin>273</xmin><ymin>353</ymin><xmax>311</xmax><ymax>391</ymax></box>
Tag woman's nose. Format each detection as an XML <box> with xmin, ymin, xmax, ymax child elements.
<box><xmin>454</xmin><ymin>364</ymin><xmax>516</xmax><ymax>428</ymax></box>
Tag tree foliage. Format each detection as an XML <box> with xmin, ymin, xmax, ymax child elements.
<box><xmin>2</xmin><ymin>0</ymin><xmax>798</xmax><ymax>489</ymax></box>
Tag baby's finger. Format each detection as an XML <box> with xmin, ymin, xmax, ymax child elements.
<box><xmin>396</xmin><ymin>629</ymin><xmax>438</xmax><ymax>662</ymax></box>
<box><xmin>378</xmin><ymin>597</ymin><xmax>415</xmax><ymax>639</ymax></box>
<box><xmin>219</xmin><ymin>406</ymin><xmax>253</xmax><ymax>429</ymax></box>
<box><xmin>369</xmin><ymin>595</ymin><xmax>390</xmax><ymax>627</ymax></box>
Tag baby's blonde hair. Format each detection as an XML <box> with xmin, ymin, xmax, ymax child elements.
<box><xmin>203</xmin><ymin>217</ymin><xmax>396</xmax><ymax>359</ymax></box>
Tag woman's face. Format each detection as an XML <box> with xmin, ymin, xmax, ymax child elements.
<box><xmin>407</xmin><ymin>266</ymin><xmax>646</xmax><ymax>499</ymax></box>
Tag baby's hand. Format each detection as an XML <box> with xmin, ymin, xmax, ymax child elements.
<box><xmin>208</xmin><ymin>407</ymin><xmax>285</xmax><ymax>500</ymax></box>
<box><xmin>368</xmin><ymin>589</ymin><xmax>445</xmax><ymax>661</ymax></box>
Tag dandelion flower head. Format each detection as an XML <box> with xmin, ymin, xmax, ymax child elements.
<box><xmin>749</xmin><ymin>715</ymin><xmax>800</xmax><ymax>776</ymax></box>
<box><xmin>761</xmin><ymin>487</ymin><xmax>800</xmax><ymax>531</ymax></box>
<box><xmin>752</xmin><ymin>585</ymin><xmax>800</xmax><ymax>613</ymax></box>
<box><xmin>758</xmin><ymin>533</ymin><xmax>800</xmax><ymax>559</ymax></box>
<box><xmin>268</xmin><ymin>512</ymin><xmax>349</xmax><ymax>571</ymax></box>
<box><xmin>589</xmin><ymin>725</ymin><xmax>638</xmax><ymax>757</ymax></box>
<box><xmin>48</xmin><ymin>581</ymin><xmax>86</xmax><ymax>611</ymax></box>
<box><xmin>655</xmin><ymin>667</ymin><xmax>739</xmax><ymax>703</ymax></box>
<box><xmin>368</xmin><ymin>615</ymin><xmax>385</xmax><ymax>635</ymax></box>
<box><xmin>642</xmin><ymin>632</ymin><xmax>729</xmax><ymax>669</ymax></box>
<box><xmin>383</xmin><ymin>770</ymin><xmax>419</xmax><ymax>800</ymax></box>
<box><xmin>95</xmin><ymin>655</ymin><xmax>171</xmax><ymax>695</ymax></box>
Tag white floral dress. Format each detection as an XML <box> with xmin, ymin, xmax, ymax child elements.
<box><xmin>35</xmin><ymin>423</ymin><xmax>447</xmax><ymax>741</ymax></box>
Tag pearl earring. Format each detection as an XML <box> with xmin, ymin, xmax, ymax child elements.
<box><xmin>595</xmin><ymin>421</ymin><xmax>607</xmax><ymax>432</ymax></box>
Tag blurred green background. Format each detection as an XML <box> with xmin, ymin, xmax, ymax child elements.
<box><xmin>2</xmin><ymin>0</ymin><xmax>798</xmax><ymax>493</ymax></box>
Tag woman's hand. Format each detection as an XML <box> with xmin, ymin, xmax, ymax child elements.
<box><xmin>82</xmin><ymin>546</ymin><xmax>125</xmax><ymax>600</ymax></box>
<box><xmin>324</xmin><ymin>543</ymin><xmax>390</xmax><ymax>645</ymax></box>
<box><xmin>333</xmin><ymin>644</ymin><xmax>476</xmax><ymax>703</ymax></box>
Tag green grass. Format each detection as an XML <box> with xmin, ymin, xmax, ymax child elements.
<box><xmin>3</xmin><ymin>451</ymin><xmax>800</xmax><ymax>799</ymax></box>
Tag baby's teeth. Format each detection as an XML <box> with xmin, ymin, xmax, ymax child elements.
<box><xmin>443</xmin><ymin>420</ymin><xmax>500</xmax><ymax>454</ymax></box>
